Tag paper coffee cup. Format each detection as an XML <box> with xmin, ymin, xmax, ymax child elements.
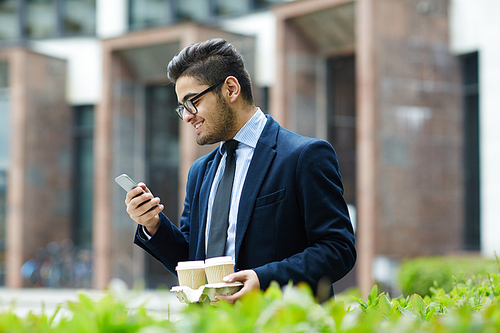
<box><xmin>175</xmin><ymin>260</ymin><xmax>206</xmax><ymax>289</ymax></box>
<box><xmin>204</xmin><ymin>256</ymin><xmax>235</xmax><ymax>284</ymax></box>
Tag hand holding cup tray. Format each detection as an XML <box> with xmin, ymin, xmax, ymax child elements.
<box><xmin>171</xmin><ymin>256</ymin><xmax>242</xmax><ymax>303</ymax></box>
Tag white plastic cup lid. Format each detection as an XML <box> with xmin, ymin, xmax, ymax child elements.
<box><xmin>204</xmin><ymin>256</ymin><xmax>235</xmax><ymax>267</ymax></box>
<box><xmin>175</xmin><ymin>260</ymin><xmax>205</xmax><ymax>270</ymax></box>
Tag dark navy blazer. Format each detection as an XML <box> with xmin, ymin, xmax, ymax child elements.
<box><xmin>134</xmin><ymin>115</ymin><xmax>356</xmax><ymax>293</ymax></box>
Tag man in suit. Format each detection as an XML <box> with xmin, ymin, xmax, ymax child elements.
<box><xmin>125</xmin><ymin>38</ymin><xmax>356</xmax><ymax>302</ymax></box>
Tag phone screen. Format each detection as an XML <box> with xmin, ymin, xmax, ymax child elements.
<box><xmin>115</xmin><ymin>174</ymin><xmax>141</xmax><ymax>192</ymax></box>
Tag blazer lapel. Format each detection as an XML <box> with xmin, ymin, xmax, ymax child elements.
<box><xmin>234</xmin><ymin>116</ymin><xmax>279</xmax><ymax>263</ymax></box>
<box><xmin>195</xmin><ymin>150</ymin><xmax>222</xmax><ymax>260</ymax></box>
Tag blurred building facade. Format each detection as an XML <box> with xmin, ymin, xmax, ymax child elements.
<box><xmin>0</xmin><ymin>0</ymin><xmax>498</xmax><ymax>296</ymax></box>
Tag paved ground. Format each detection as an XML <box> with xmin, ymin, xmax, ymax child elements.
<box><xmin>0</xmin><ymin>281</ymin><xmax>186</xmax><ymax>322</ymax></box>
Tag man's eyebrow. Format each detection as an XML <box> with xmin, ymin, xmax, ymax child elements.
<box><xmin>180</xmin><ymin>92</ymin><xmax>197</xmax><ymax>104</ymax></box>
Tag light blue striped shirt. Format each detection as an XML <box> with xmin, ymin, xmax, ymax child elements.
<box><xmin>205</xmin><ymin>108</ymin><xmax>267</xmax><ymax>259</ymax></box>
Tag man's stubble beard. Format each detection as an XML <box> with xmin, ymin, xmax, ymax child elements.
<box><xmin>196</xmin><ymin>96</ymin><xmax>238</xmax><ymax>146</ymax></box>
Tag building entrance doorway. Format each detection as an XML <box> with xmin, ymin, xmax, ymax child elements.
<box><xmin>327</xmin><ymin>55</ymin><xmax>356</xmax><ymax>206</ymax></box>
<box><xmin>144</xmin><ymin>84</ymin><xmax>179</xmax><ymax>288</ymax></box>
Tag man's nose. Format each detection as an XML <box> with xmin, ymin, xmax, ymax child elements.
<box><xmin>182</xmin><ymin>109</ymin><xmax>195</xmax><ymax>123</ymax></box>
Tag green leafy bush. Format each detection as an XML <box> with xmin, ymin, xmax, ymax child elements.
<box><xmin>398</xmin><ymin>255</ymin><xmax>499</xmax><ymax>297</ymax></box>
<box><xmin>2</xmin><ymin>268</ymin><xmax>500</xmax><ymax>332</ymax></box>
<box><xmin>0</xmin><ymin>292</ymin><xmax>173</xmax><ymax>333</ymax></box>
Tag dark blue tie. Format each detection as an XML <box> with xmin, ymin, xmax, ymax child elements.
<box><xmin>207</xmin><ymin>139</ymin><xmax>238</xmax><ymax>258</ymax></box>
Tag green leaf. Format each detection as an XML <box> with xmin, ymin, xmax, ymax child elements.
<box><xmin>410</xmin><ymin>294</ymin><xmax>426</xmax><ymax>320</ymax></box>
<box><xmin>436</xmin><ymin>295</ymin><xmax>455</xmax><ymax>307</ymax></box>
<box><xmin>264</xmin><ymin>281</ymin><xmax>283</xmax><ymax>300</ymax></box>
<box><xmin>368</xmin><ymin>285</ymin><xmax>378</xmax><ymax>305</ymax></box>
<box><xmin>378</xmin><ymin>294</ymin><xmax>392</xmax><ymax>314</ymax></box>
<box><xmin>353</xmin><ymin>297</ymin><xmax>368</xmax><ymax>310</ymax></box>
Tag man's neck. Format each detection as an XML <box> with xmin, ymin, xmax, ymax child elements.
<box><xmin>240</xmin><ymin>105</ymin><xmax>259</xmax><ymax>125</ymax></box>
<box><xmin>231</xmin><ymin>104</ymin><xmax>258</xmax><ymax>139</ymax></box>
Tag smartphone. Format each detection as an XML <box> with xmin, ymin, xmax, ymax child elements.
<box><xmin>115</xmin><ymin>174</ymin><xmax>143</xmax><ymax>193</ymax></box>
<box><xmin>115</xmin><ymin>174</ymin><xmax>159</xmax><ymax>210</ymax></box>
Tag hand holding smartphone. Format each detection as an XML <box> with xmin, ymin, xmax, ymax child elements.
<box><xmin>115</xmin><ymin>173</ymin><xmax>162</xmax><ymax>236</ymax></box>
<box><xmin>115</xmin><ymin>173</ymin><xmax>143</xmax><ymax>193</ymax></box>
<box><xmin>115</xmin><ymin>173</ymin><xmax>159</xmax><ymax>208</ymax></box>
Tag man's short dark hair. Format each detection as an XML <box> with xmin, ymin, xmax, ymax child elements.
<box><xmin>167</xmin><ymin>38</ymin><xmax>254</xmax><ymax>104</ymax></box>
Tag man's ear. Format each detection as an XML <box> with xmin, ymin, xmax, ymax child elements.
<box><xmin>224</xmin><ymin>76</ymin><xmax>241</xmax><ymax>103</ymax></box>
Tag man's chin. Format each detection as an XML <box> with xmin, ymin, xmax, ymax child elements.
<box><xmin>196</xmin><ymin>135</ymin><xmax>215</xmax><ymax>146</ymax></box>
<box><xmin>196</xmin><ymin>128</ymin><xmax>231</xmax><ymax>146</ymax></box>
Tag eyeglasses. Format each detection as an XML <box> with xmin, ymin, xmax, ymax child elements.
<box><xmin>175</xmin><ymin>79</ymin><xmax>225</xmax><ymax>120</ymax></box>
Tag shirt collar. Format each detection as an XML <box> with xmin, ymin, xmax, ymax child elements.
<box><xmin>219</xmin><ymin>108</ymin><xmax>267</xmax><ymax>155</ymax></box>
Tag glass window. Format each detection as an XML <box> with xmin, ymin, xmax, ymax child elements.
<box><xmin>0</xmin><ymin>61</ymin><xmax>8</xmax><ymax>88</ymax></box>
<box><xmin>177</xmin><ymin>0</ymin><xmax>210</xmax><ymax>22</ymax></box>
<box><xmin>0</xmin><ymin>61</ymin><xmax>9</xmax><ymax>286</ymax></box>
<box><xmin>145</xmin><ymin>84</ymin><xmax>179</xmax><ymax>288</ymax></box>
<box><xmin>214</xmin><ymin>0</ymin><xmax>249</xmax><ymax>16</ymax></box>
<box><xmin>0</xmin><ymin>170</ymin><xmax>6</xmax><ymax>286</ymax></box>
<box><xmin>130</xmin><ymin>0</ymin><xmax>172</xmax><ymax>30</ymax></box>
<box><xmin>25</xmin><ymin>0</ymin><xmax>57</xmax><ymax>38</ymax></box>
<box><xmin>254</xmin><ymin>0</ymin><xmax>296</xmax><ymax>9</ymax></box>
<box><xmin>62</xmin><ymin>0</ymin><xmax>96</xmax><ymax>35</ymax></box>
<box><xmin>0</xmin><ymin>62</ymin><xmax>9</xmax><ymax>170</ymax></box>
<box><xmin>461</xmin><ymin>52</ymin><xmax>480</xmax><ymax>251</ymax></box>
<box><xmin>327</xmin><ymin>55</ymin><xmax>356</xmax><ymax>205</ymax></box>
<box><xmin>73</xmin><ymin>105</ymin><xmax>94</xmax><ymax>250</ymax></box>
<box><xmin>0</xmin><ymin>0</ymin><xmax>19</xmax><ymax>40</ymax></box>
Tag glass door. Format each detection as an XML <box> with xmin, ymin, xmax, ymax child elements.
<box><xmin>145</xmin><ymin>84</ymin><xmax>179</xmax><ymax>288</ymax></box>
